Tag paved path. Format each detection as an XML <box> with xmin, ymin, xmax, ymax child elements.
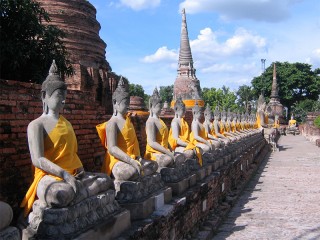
<box><xmin>213</xmin><ymin>135</ymin><xmax>320</xmax><ymax>240</ymax></box>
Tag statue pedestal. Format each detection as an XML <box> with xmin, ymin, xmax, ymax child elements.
<box><xmin>166</xmin><ymin>178</ymin><xmax>189</xmax><ymax>196</ymax></box>
<box><xmin>115</xmin><ymin>173</ymin><xmax>169</xmax><ymax>220</ymax></box>
<box><xmin>75</xmin><ymin>209</ymin><xmax>130</xmax><ymax>240</ymax></box>
<box><xmin>23</xmin><ymin>189</ymin><xmax>127</xmax><ymax>239</ymax></box>
<box><xmin>0</xmin><ymin>227</ymin><xmax>20</xmax><ymax>240</ymax></box>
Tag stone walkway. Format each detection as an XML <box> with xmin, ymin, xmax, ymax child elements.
<box><xmin>213</xmin><ymin>135</ymin><xmax>320</xmax><ymax>240</ymax></box>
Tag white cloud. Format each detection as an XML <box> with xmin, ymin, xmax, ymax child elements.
<box><xmin>190</xmin><ymin>27</ymin><xmax>267</xmax><ymax>64</ymax></box>
<box><xmin>120</xmin><ymin>0</ymin><xmax>161</xmax><ymax>10</ymax></box>
<box><xmin>306</xmin><ymin>48</ymin><xmax>320</xmax><ymax>68</ymax></box>
<box><xmin>141</xmin><ymin>46</ymin><xmax>178</xmax><ymax>63</ymax></box>
<box><xmin>179</xmin><ymin>0</ymin><xmax>300</xmax><ymax>22</ymax></box>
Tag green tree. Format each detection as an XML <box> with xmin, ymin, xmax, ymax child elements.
<box><xmin>159</xmin><ymin>85</ymin><xmax>173</xmax><ymax>103</ymax></box>
<box><xmin>251</xmin><ymin>62</ymin><xmax>320</xmax><ymax>113</ymax></box>
<box><xmin>202</xmin><ymin>86</ymin><xmax>238</xmax><ymax>111</ymax></box>
<box><xmin>129</xmin><ymin>83</ymin><xmax>145</xmax><ymax>98</ymax></box>
<box><xmin>291</xmin><ymin>99</ymin><xmax>320</xmax><ymax>123</ymax></box>
<box><xmin>0</xmin><ymin>0</ymin><xmax>73</xmax><ymax>83</ymax></box>
<box><xmin>236</xmin><ymin>85</ymin><xmax>255</xmax><ymax>112</ymax></box>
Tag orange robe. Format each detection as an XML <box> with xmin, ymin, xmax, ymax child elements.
<box><xmin>168</xmin><ymin>118</ymin><xmax>190</xmax><ymax>150</ymax></box>
<box><xmin>231</xmin><ymin>121</ymin><xmax>236</xmax><ymax>133</ymax></box>
<box><xmin>144</xmin><ymin>119</ymin><xmax>170</xmax><ymax>160</ymax></box>
<box><xmin>187</xmin><ymin>124</ymin><xmax>207</xmax><ymax>166</ymax></box>
<box><xmin>97</xmin><ymin>116</ymin><xmax>140</xmax><ymax>175</ymax></box>
<box><xmin>20</xmin><ymin>116</ymin><xmax>83</xmax><ymax>216</ymax></box>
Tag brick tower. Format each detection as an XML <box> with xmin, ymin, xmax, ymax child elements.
<box><xmin>267</xmin><ymin>63</ymin><xmax>284</xmax><ymax>123</ymax></box>
<box><xmin>172</xmin><ymin>9</ymin><xmax>204</xmax><ymax>108</ymax></box>
<box><xmin>36</xmin><ymin>0</ymin><xmax>117</xmax><ymax>111</ymax></box>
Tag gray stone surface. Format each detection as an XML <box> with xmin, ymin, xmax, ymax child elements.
<box><xmin>213</xmin><ymin>135</ymin><xmax>320</xmax><ymax>240</ymax></box>
<box><xmin>75</xmin><ymin>209</ymin><xmax>130</xmax><ymax>240</ymax></box>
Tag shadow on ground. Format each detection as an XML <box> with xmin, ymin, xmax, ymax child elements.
<box><xmin>212</xmin><ymin>150</ymin><xmax>271</xmax><ymax>240</ymax></box>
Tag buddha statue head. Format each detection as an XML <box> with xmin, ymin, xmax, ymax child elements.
<box><xmin>227</xmin><ymin>109</ymin><xmax>233</xmax><ymax>121</ymax></box>
<box><xmin>257</xmin><ymin>94</ymin><xmax>266</xmax><ymax>112</ymax></box>
<box><xmin>213</xmin><ymin>106</ymin><xmax>220</xmax><ymax>121</ymax></box>
<box><xmin>221</xmin><ymin>108</ymin><xmax>227</xmax><ymax>121</ymax></box>
<box><xmin>232</xmin><ymin>112</ymin><xmax>237</xmax><ymax>121</ymax></box>
<box><xmin>149</xmin><ymin>87</ymin><xmax>162</xmax><ymax>117</ymax></box>
<box><xmin>192</xmin><ymin>100</ymin><xmax>202</xmax><ymax>120</ymax></box>
<box><xmin>174</xmin><ymin>97</ymin><xmax>186</xmax><ymax>118</ymax></box>
<box><xmin>112</xmin><ymin>76</ymin><xmax>130</xmax><ymax>116</ymax></box>
<box><xmin>204</xmin><ymin>103</ymin><xmax>212</xmax><ymax>121</ymax></box>
<box><xmin>41</xmin><ymin>60</ymin><xmax>67</xmax><ymax>114</ymax></box>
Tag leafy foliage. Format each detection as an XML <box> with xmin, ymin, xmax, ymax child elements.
<box><xmin>314</xmin><ymin>116</ymin><xmax>320</xmax><ymax>129</ymax></box>
<box><xmin>291</xmin><ymin>99</ymin><xmax>320</xmax><ymax>123</ymax></box>
<box><xmin>0</xmin><ymin>0</ymin><xmax>73</xmax><ymax>83</ymax></box>
<box><xmin>159</xmin><ymin>85</ymin><xmax>173</xmax><ymax>103</ymax></box>
<box><xmin>236</xmin><ymin>85</ymin><xmax>255</xmax><ymax>112</ymax></box>
<box><xmin>251</xmin><ymin>62</ymin><xmax>320</xmax><ymax>113</ymax></box>
<box><xmin>129</xmin><ymin>83</ymin><xmax>145</xmax><ymax>98</ymax></box>
<box><xmin>202</xmin><ymin>86</ymin><xmax>238</xmax><ymax>111</ymax></box>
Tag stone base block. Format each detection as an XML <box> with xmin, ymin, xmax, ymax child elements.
<box><xmin>164</xmin><ymin>187</ymin><xmax>172</xmax><ymax>203</ymax></box>
<box><xmin>206</xmin><ymin>165</ymin><xmax>212</xmax><ymax>176</ymax></box>
<box><xmin>1</xmin><ymin>227</ymin><xmax>20</xmax><ymax>240</ymax></box>
<box><xmin>154</xmin><ymin>192</ymin><xmax>165</xmax><ymax>210</ymax></box>
<box><xmin>189</xmin><ymin>174</ymin><xmax>197</xmax><ymax>187</ymax></box>
<box><xmin>75</xmin><ymin>209</ymin><xmax>130</xmax><ymax>240</ymax></box>
<box><xmin>121</xmin><ymin>196</ymin><xmax>155</xmax><ymax>220</ymax></box>
<box><xmin>213</xmin><ymin>161</ymin><xmax>219</xmax><ymax>170</ymax></box>
<box><xmin>196</xmin><ymin>168</ymin><xmax>206</xmax><ymax>181</ymax></box>
<box><xmin>166</xmin><ymin>177</ymin><xmax>189</xmax><ymax>196</ymax></box>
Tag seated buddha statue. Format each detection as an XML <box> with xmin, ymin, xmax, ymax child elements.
<box><xmin>97</xmin><ymin>77</ymin><xmax>158</xmax><ymax>181</ymax></box>
<box><xmin>144</xmin><ymin>88</ymin><xmax>183</xmax><ymax>167</ymax></box>
<box><xmin>288</xmin><ymin>115</ymin><xmax>298</xmax><ymax>129</ymax></box>
<box><xmin>202</xmin><ymin>104</ymin><xmax>222</xmax><ymax>149</ymax></box>
<box><xmin>212</xmin><ymin>106</ymin><xmax>231</xmax><ymax>145</ymax></box>
<box><xmin>187</xmin><ymin>101</ymin><xmax>214</xmax><ymax>165</ymax></box>
<box><xmin>221</xmin><ymin>109</ymin><xmax>237</xmax><ymax>141</ymax></box>
<box><xmin>20</xmin><ymin>61</ymin><xmax>113</xmax><ymax>217</ymax></box>
<box><xmin>168</xmin><ymin>97</ymin><xmax>195</xmax><ymax>159</ymax></box>
<box><xmin>226</xmin><ymin>109</ymin><xmax>241</xmax><ymax>140</ymax></box>
<box><xmin>256</xmin><ymin>94</ymin><xmax>268</xmax><ymax>129</ymax></box>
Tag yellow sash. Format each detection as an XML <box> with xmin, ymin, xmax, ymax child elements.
<box><xmin>20</xmin><ymin>116</ymin><xmax>83</xmax><ymax>216</ymax></box>
<box><xmin>289</xmin><ymin>119</ymin><xmax>296</xmax><ymax>127</ymax></box>
<box><xmin>231</xmin><ymin>121</ymin><xmax>236</xmax><ymax>133</ymax></box>
<box><xmin>187</xmin><ymin>125</ymin><xmax>207</xmax><ymax>166</ymax></box>
<box><xmin>168</xmin><ymin>118</ymin><xmax>190</xmax><ymax>150</ymax></box>
<box><xmin>219</xmin><ymin>121</ymin><xmax>225</xmax><ymax>135</ymax></box>
<box><xmin>144</xmin><ymin>119</ymin><xmax>169</xmax><ymax>160</ymax></box>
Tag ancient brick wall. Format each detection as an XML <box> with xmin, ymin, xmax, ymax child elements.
<box><xmin>299</xmin><ymin>112</ymin><xmax>320</xmax><ymax>146</ymax></box>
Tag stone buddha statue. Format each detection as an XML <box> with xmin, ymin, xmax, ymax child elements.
<box><xmin>288</xmin><ymin>115</ymin><xmax>297</xmax><ymax>128</ymax></box>
<box><xmin>168</xmin><ymin>97</ymin><xmax>195</xmax><ymax>159</ymax></box>
<box><xmin>256</xmin><ymin>94</ymin><xmax>268</xmax><ymax>129</ymax></box>
<box><xmin>145</xmin><ymin>88</ymin><xmax>184</xmax><ymax>167</ymax></box>
<box><xmin>97</xmin><ymin>77</ymin><xmax>158</xmax><ymax>181</ymax></box>
<box><xmin>20</xmin><ymin>60</ymin><xmax>113</xmax><ymax>218</ymax></box>
<box><xmin>187</xmin><ymin>101</ymin><xmax>214</xmax><ymax>165</ymax></box>
<box><xmin>221</xmin><ymin>108</ymin><xmax>237</xmax><ymax>141</ymax></box>
<box><xmin>226</xmin><ymin>109</ymin><xmax>241</xmax><ymax>140</ymax></box>
<box><xmin>212</xmin><ymin>106</ymin><xmax>230</xmax><ymax>145</ymax></box>
<box><xmin>203</xmin><ymin>104</ymin><xmax>222</xmax><ymax>149</ymax></box>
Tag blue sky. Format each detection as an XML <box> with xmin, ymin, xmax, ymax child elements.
<box><xmin>89</xmin><ymin>0</ymin><xmax>320</xmax><ymax>95</ymax></box>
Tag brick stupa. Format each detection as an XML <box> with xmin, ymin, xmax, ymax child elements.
<box><xmin>172</xmin><ymin>9</ymin><xmax>204</xmax><ymax>108</ymax></box>
<box><xmin>36</xmin><ymin>0</ymin><xmax>118</xmax><ymax>111</ymax></box>
<box><xmin>267</xmin><ymin>63</ymin><xmax>284</xmax><ymax>123</ymax></box>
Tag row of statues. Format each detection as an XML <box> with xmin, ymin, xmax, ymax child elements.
<box><xmin>15</xmin><ymin>61</ymin><xmax>263</xmax><ymax>238</ymax></box>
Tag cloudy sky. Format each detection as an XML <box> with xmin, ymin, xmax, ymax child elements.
<box><xmin>89</xmin><ymin>0</ymin><xmax>320</xmax><ymax>94</ymax></box>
